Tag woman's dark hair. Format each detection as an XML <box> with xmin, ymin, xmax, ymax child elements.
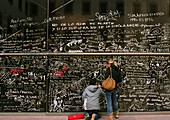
<box><xmin>89</xmin><ymin>78</ymin><xmax>96</xmax><ymax>85</ymax></box>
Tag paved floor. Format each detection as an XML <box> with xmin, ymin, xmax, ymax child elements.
<box><xmin>0</xmin><ymin>116</ymin><xmax>67</xmax><ymax>120</ymax></box>
<box><xmin>0</xmin><ymin>115</ymin><xmax>170</xmax><ymax>120</ymax></box>
<box><xmin>98</xmin><ymin>115</ymin><xmax>170</xmax><ymax>120</ymax></box>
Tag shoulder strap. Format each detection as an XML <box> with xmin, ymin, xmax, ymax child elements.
<box><xmin>110</xmin><ymin>67</ymin><xmax>112</xmax><ymax>78</ymax></box>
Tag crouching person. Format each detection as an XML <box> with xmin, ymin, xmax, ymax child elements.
<box><xmin>82</xmin><ymin>78</ymin><xmax>105</xmax><ymax>120</ymax></box>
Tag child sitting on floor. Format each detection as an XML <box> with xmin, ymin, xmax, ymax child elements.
<box><xmin>82</xmin><ymin>78</ymin><xmax>105</xmax><ymax>120</ymax></box>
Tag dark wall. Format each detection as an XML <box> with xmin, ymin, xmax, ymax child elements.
<box><xmin>0</xmin><ymin>55</ymin><xmax>169</xmax><ymax>112</ymax></box>
<box><xmin>0</xmin><ymin>0</ymin><xmax>169</xmax><ymax>112</ymax></box>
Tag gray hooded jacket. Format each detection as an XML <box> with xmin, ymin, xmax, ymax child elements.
<box><xmin>82</xmin><ymin>85</ymin><xmax>105</xmax><ymax>110</ymax></box>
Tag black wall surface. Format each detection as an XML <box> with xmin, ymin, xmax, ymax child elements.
<box><xmin>0</xmin><ymin>0</ymin><xmax>170</xmax><ymax>112</ymax></box>
<box><xmin>0</xmin><ymin>55</ymin><xmax>169</xmax><ymax>112</ymax></box>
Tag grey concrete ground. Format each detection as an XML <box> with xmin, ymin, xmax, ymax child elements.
<box><xmin>98</xmin><ymin>115</ymin><xmax>170</xmax><ymax>120</ymax></box>
<box><xmin>0</xmin><ymin>112</ymin><xmax>170</xmax><ymax>120</ymax></box>
<box><xmin>0</xmin><ymin>115</ymin><xmax>170</xmax><ymax>120</ymax></box>
<box><xmin>0</xmin><ymin>116</ymin><xmax>68</xmax><ymax>120</ymax></box>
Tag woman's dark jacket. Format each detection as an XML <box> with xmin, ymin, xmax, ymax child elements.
<box><xmin>104</xmin><ymin>63</ymin><xmax>122</xmax><ymax>90</ymax></box>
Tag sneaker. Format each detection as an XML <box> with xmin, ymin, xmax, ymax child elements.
<box><xmin>84</xmin><ymin>114</ymin><xmax>90</xmax><ymax>120</ymax></box>
<box><xmin>91</xmin><ymin>114</ymin><xmax>96</xmax><ymax>120</ymax></box>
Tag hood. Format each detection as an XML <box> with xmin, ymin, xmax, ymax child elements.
<box><xmin>87</xmin><ymin>85</ymin><xmax>98</xmax><ymax>93</ymax></box>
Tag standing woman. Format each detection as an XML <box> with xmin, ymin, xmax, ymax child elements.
<box><xmin>104</xmin><ymin>59</ymin><xmax>122</xmax><ymax>120</ymax></box>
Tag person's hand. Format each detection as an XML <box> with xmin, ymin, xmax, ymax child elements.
<box><xmin>114</xmin><ymin>62</ymin><xmax>118</xmax><ymax>67</ymax></box>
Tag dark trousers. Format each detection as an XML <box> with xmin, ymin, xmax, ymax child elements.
<box><xmin>85</xmin><ymin>110</ymin><xmax>99</xmax><ymax>119</ymax></box>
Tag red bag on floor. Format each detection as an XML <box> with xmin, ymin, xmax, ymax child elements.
<box><xmin>68</xmin><ymin>113</ymin><xmax>84</xmax><ymax>119</ymax></box>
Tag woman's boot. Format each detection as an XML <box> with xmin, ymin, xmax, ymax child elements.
<box><xmin>108</xmin><ymin>112</ymin><xmax>113</xmax><ymax>120</ymax></box>
<box><xmin>115</xmin><ymin>109</ymin><xmax>120</xmax><ymax>119</ymax></box>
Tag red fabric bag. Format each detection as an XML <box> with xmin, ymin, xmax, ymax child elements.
<box><xmin>68</xmin><ymin>113</ymin><xmax>84</xmax><ymax>119</ymax></box>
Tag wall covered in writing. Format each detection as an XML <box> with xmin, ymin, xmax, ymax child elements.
<box><xmin>0</xmin><ymin>0</ymin><xmax>169</xmax><ymax>113</ymax></box>
<box><xmin>0</xmin><ymin>55</ymin><xmax>169</xmax><ymax>112</ymax></box>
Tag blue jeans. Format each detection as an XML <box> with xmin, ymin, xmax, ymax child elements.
<box><xmin>105</xmin><ymin>89</ymin><xmax>119</xmax><ymax>114</ymax></box>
